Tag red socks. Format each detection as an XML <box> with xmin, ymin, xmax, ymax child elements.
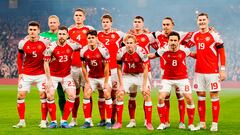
<box><xmin>17</xmin><ymin>99</ymin><xmax>25</xmax><ymax>120</ymax></box>
<box><xmin>98</xmin><ymin>98</ymin><xmax>105</xmax><ymax>120</ymax></box>
<box><xmin>62</xmin><ymin>99</ymin><xmax>75</xmax><ymax>120</ymax></box>
<box><xmin>128</xmin><ymin>99</ymin><xmax>136</xmax><ymax>120</ymax></box>
<box><xmin>47</xmin><ymin>100</ymin><xmax>57</xmax><ymax>121</ymax></box>
<box><xmin>211</xmin><ymin>98</ymin><xmax>220</xmax><ymax>123</ymax></box>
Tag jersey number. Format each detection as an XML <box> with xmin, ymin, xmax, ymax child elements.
<box><xmin>32</xmin><ymin>51</ymin><xmax>37</xmax><ymax>58</ymax></box>
<box><xmin>210</xmin><ymin>82</ymin><xmax>218</xmax><ymax>90</ymax></box>
<box><xmin>198</xmin><ymin>43</ymin><xmax>205</xmax><ymax>50</ymax></box>
<box><xmin>105</xmin><ymin>39</ymin><xmax>110</xmax><ymax>45</ymax></box>
<box><xmin>128</xmin><ymin>63</ymin><xmax>136</xmax><ymax>69</ymax></box>
<box><xmin>59</xmin><ymin>55</ymin><xmax>68</xmax><ymax>62</ymax></box>
<box><xmin>76</xmin><ymin>35</ymin><xmax>81</xmax><ymax>41</ymax></box>
<box><xmin>91</xmin><ymin>60</ymin><xmax>98</xmax><ymax>66</ymax></box>
<box><xmin>172</xmin><ymin>60</ymin><xmax>177</xmax><ymax>66</ymax></box>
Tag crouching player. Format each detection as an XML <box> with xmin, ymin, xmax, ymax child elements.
<box><xmin>80</xmin><ymin>30</ymin><xmax>112</xmax><ymax>129</ymax></box>
<box><xmin>113</xmin><ymin>34</ymin><xmax>154</xmax><ymax>130</ymax></box>
<box><xmin>43</xmin><ymin>26</ymin><xmax>80</xmax><ymax>128</ymax></box>
<box><xmin>148</xmin><ymin>31</ymin><xmax>198</xmax><ymax>131</ymax></box>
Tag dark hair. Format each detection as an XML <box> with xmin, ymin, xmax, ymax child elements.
<box><xmin>87</xmin><ymin>30</ymin><xmax>97</xmax><ymax>36</ymax></box>
<box><xmin>197</xmin><ymin>12</ymin><xmax>209</xmax><ymax>19</ymax></box>
<box><xmin>101</xmin><ymin>14</ymin><xmax>112</xmax><ymax>22</ymax></box>
<box><xmin>74</xmin><ymin>8</ymin><xmax>86</xmax><ymax>15</ymax></box>
<box><xmin>28</xmin><ymin>21</ymin><xmax>40</xmax><ymax>28</ymax></box>
<box><xmin>163</xmin><ymin>17</ymin><xmax>175</xmax><ymax>25</ymax></box>
<box><xmin>134</xmin><ymin>16</ymin><xmax>144</xmax><ymax>22</ymax></box>
<box><xmin>59</xmin><ymin>25</ymin><xmax>68</xmax><ymax>32</ymax></box>
<box><xmin>168</xmin><ymin>31</ymin><xmax>180</xmax><ymax>40</ymax></box>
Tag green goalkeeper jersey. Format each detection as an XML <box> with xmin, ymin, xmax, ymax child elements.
<box><xmin>40</xmin><ymin>31</ymin><xmax>58</xmax><ymax>42</ymax></box>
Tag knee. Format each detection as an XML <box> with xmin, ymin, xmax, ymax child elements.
<box><xmin>84</xmin><ymin>88</ymin><xmax>92</xmax><ymax>98</ymax></box>
<box><xmin>98</xmin><ymin>90</ymin><xmax>105</xmax><ymax>98</ymax></box>
<box><xmin>197</xmin><ymin>91</ymin><xmax>206</xmax><ymax>97</ymax></box>
<box><xmin>130</xmin><ymin>92</ymin><xmax>137</xmax><ymax>97</ymax></box>
<box><xmin>39</xmin><ymin>92</ymin><xmax>46</xmax><ymax>99</ymax></box>
<box><xmin>142</xmin><ymin>90</ymin><xmax>151</xmax><ymax>101</ymax></box>
<box><xmin>17</xmin><ymin>92</ymin><xmax>26</xmax><ymax>99</ymax></box>
<box><xmin>68</xmin><ymin>94</ymin><xmax>76</xmax><ymax>101</ymax></box>
<box><xmin>103</xmin><ymin>89</ymin><xmax>111</xmax><ymax>99</ymax></box>
<box><xmin>116</xmin><ymin>90</ymin><xmax>124</xmax><ymax>101</ymax></box>
<box><xmin>165</xmin><ymin>94</ymin><xmax>170</xmax><ymax>100</ymax></box>
<box><xmin>210</xmin><ymin>92</ymin><xmax>219</xmax><ymax>99</ymax></box>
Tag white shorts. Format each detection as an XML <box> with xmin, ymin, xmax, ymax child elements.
<box><xmin>71</xmin><ymin>66</ymin><xmax>85</xmax><ymax>88</ymax></box>
<box><xmin>123</xmin><ymin>73</ymin><xmax>151</xmax><ymax>93</ymax></box>
<box><xmin>193</xmin><ymin>73</ymin><xmax>221</xmax><ymax>92</ymax></box>
<box><xmin>18</xmin><ymin>74</ymin><xmax>46</xmax><ymax>92</ymax></box>
<box><xmin>160</xmin><ymin>68</ymin><xmax>180</xmax><ymax>94</ymax></box>
<box><xmin>111</xmin><ymin>68</ymin><xmax>119</xmax><ymax>90</ymax></box>
<box><xmin>50</xmin><ymin>75</ymin><xmax>76</xmax><ymax>91</ymax></box>
<box><xmin>89</xmin><ymin>77</ymin><xmax>112</xmax><ymax>92</ymax></box>
<box><xmin>159</xmin><ymin>79</ymin><xmax>192</xmax><ymax>94</ymax></box>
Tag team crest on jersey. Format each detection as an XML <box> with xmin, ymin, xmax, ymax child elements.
<box><xmin>57</xmin><ymin>51</ymin><xmax>60</xmax><ymax>54</ymax></box>
<box><xmin>205</xmin><ymin>37</ymin><xmax>210</xmax><ymax>41</ymax></box>
<box><xmin>111</xmin><ymin>34</ymin><xmax>115</xmax><ymax>39</ymax></box>
<box><xmin>141</xmin><ymin>37</ymin><xmax>146</xmax><ymax>42</ymax></box>
<box><xmin>66</xmin><ymin>49</ymin><xmax>71</xmax><ymax>54</ymax></box>
<box><xmin>96</xmin><ymin>54</ymin><xmax>100</xmax><ymax>58</ymax></box>
<box><xmin>82</xmin><ymin>29</ymin><xmax>87</xmax><ymax>34</ymax></box>
<box><xmin>37</xmin><ymin>45</ymin><xmax>42</xmax><ymax>49</ymax></box>
<box><xmin>168</xmin><ymin>54</ymin><xmax>171</xmax><ymax>58</ymax></box>
<box><xmin>27</xmin><ymin>46</ymin><xmax>30</xmax><ymax>49</ymax></box>
<box><xmin>178</xmin><ymin>54</ymin><xmax>182</xmax><ymax>58</ymax></box>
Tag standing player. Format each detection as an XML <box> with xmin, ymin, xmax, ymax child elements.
<box><xmin>13</xmin><ymin>21</ymin><xmax>50</xmax><ymax>128</ymax></box>
<box><xmin>186</xmin><ymin>13</ymin><xmax>226</xmax><ymax>132</ymax></box>
<box><xmin>68</xmin><ymin>8</ymin><xmax>94</xmax><ymax>127</ymax></box>
<box><xmin>148</xmin><ymin>31</ymin><xmax>198</xmax><ymax>131</ymax></box>
<box><xmin>113</xmin><ymin>34</ymin><xmax>154</xmax><ymax>130</ymax></box>
<box><xmin>80</xmin><ymin>30</ymin><xmax>112</xmax><ymax>129</ymax></box>
<box><xmin>44</xmin><ymin>26</ymin><xmax>80</xmax><ymax>128</ymax></box>
<box><xmin>40</xmin><ymin>15</ymin><xmax>67</xmax><ymax>117</ymax></box>
<box><xmin>97</xmin><ymin>14</ymin><xmax>125</xmax><ymax>126</ymax></box>
<box><xmin>152</xmin><ymin>17</ymin><xmax>194</xmax><ymax>128</ymax></box>
<box><xmin>125</xmin><ymin>16</ymin><xmax>156</xmax><ymax>128</ymax></box>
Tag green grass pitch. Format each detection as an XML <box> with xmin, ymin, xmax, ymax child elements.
<box><xmin>0</xmin><ymin>85</ymin><xmax>239</xmax><ymax>135</ymax></box>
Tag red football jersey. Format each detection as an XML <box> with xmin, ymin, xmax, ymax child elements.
<box><xmin>18</xmin><ymin>36</ymin><xmax>50</xmax><ymax>75</ymax></box>
<box><xmin>44</xmin><ymin>40</ymin><xmax>80</xmax><ymax>77</ymax></box>
<box><xmin>156</xmin><ymin>45</ymin><xmax>190</xmax><ymax>80</ymax></box>
<box><xmin>68</xmin><ymin>25</ymin><xmax>94</xmax><ymax>67</ymax></box>
<box><xmin>117</xmin><ymin>46</ymin><xmax>148</xmax><ymax>74</ymax></box>
<box><xmin>188</xmin><ymin>31</ymin><xmax>224</xmax><ymax>73</ymax></box>
<box><xmin>80</xmin><ymin>45</ymin><xmax>110</xmax><ymax>78</ymax></box>
<box><xmin>133</xmin><ymin>33</ymin><xmax>155</xmax><ymax>71</ymax></box>
<box><xmin>154</xmin><ymin>30</ymin><xmax>192</xmax><ymax>70</ymax></box>
<box><xmin>98</xmin><ymin>30</ymin><xmax>125</xmax><ymax>69</ymax></box>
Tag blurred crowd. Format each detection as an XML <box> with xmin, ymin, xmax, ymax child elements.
<box><xmin>0</xmin><ymin>7</ymin><xmax>239</xmax><ymax>81</ymax></box>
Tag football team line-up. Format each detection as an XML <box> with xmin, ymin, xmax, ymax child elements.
<box><xmin>13</xmin><ymin>8</ymin><xmax>226</xmax><ymax>132</ymax></box>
